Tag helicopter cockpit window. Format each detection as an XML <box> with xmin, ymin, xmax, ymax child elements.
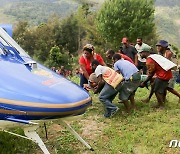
<box><xmin>0</xmin><ymin>36</ymin><xmax>17</xmax><ymax>55</ymax></box>
<box><xmin>0</xmin><ymin>28</ymin><xmax>29</xmax><ymax>57</ymax></box>
<box><xmin>0</xmin><ymin>48</ymin><xmax>6</xmax><ymax>55</ymax></box>
<box><xmin>0</xmin><ymin>48</ymin><xmax>3</xmax><ymax>54</ymax></box>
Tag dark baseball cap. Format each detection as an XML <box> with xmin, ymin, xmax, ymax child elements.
<box><xmin>156</xmin><ymin>40</ymin><xmax>169</xmax><ymax>48</ymax></box>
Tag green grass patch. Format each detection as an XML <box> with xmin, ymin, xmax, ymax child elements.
<box><xmin>0</xmin><ymin>128</ymin><xmax>36</xmax><ymax>154</ymax></box>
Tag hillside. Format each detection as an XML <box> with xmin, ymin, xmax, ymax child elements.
<box><xmin>0</xmin><ymin>0</ymin><xmax>79</xmax><ymax>25</ymax></box>
<box><xmin>155</xmin><ymin>0</ymin><xmax>180</xmax><ymax>48</ymax></box>
<box><xmin>155</xmin><ymin>0</ymin><xmax>180</xmax><ymax>7</ymax></box>
<box><xmin>0</xmin><ymin>0</ymin><xmax>179</xmax><ymax>48</ymax></box>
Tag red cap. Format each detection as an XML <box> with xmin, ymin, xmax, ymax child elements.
<box><xmin>122</xmin><ymin>37</ymin><xmax>128</xmax><ymax>43</ymax></box>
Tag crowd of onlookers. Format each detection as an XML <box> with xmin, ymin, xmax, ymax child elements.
<box><xmin>51</xmin><ymin>65</ymin><xmax>80</xmax><ymax>79</ymax></box>
<box><xmin>51</xmin><ymin>37</ymin><xmax>180</xmax><ymax>118</ymax></box>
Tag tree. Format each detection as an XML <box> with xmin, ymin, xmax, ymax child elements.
<box><xmin>46</xmin><ymin>46</ymin><xmax>71</xmax><ymax>69</ymax></box>
<box><xmin>13</xmin><ymin>21</ymin><xmax>36</xmax><ymax>56</ymax></box>
<box><xmin>54</xmin><ymin>14</ymin><xmax>79</xmax><ymax>54</ymax></box>
<box><xmin>172</xmin><ymin>45</ymin><xmax>180</xmax><ymax>57</ymax></box>
<box><xmin>33</xmin><ymin>23</ymin><xmax>55</xmax><ymax>63</ymax></box>
<box><xmin>74</xmin><ymin>3</ymin><xmax>108</xmax><ymax>53</ymax></box>
<box><xmin>96</xmin><ymin>0</ymin><xmax>157</xmax><ymax>48</ymax></box>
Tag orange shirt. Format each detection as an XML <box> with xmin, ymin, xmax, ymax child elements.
<box><xmin>146</xmin><ymin>57</ymin><xmax>172</xmax><ymax>80</ymax></box>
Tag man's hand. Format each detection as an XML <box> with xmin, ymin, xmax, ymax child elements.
<box><xmin>139</xmin><ymin>82</ymin><xmax>145</xmax><ymax>88</ymax></box>
<box><xmin>83</xmin><ymin>84</ymin><xmax>91</xmax><ymax>91</ymax></box>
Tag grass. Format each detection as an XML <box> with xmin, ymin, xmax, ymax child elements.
<box><xmin>0</xmin><ymin>77</ymin><xmax>180</xmax><ymax>154</ymax></box>
<box><xmin>0</xmin><ymin>128</ymin><xmax>36</xmax><ymax>154</ymax></box>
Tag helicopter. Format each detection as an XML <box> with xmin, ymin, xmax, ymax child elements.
<box><xmin>0</xmin><ymin>25</ymin><xmax>93</xmax><ymax>154</ymax></box>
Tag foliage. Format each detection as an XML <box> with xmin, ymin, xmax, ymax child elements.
<box><xmin>13</xmin><ymin>21</ymin><xmax>34</xmax><ymax>56</ymax></box>
<box><xmin>13</xmin><ymin>5</ymin><xmax>101</xmax><ymax>68</ymax></box>
<box><xmin>54</xmin><ymin>14</ymin><xmax>79</xmax><ymax>54</ymax></box>
<box><xmin>13</xmin><ymin>21</ymin><xmax>56</xmax><ymax>61</ymax></box>
<box><xmin>0</xmin><ymin>0</ymin><xmax>180</xmax><ymax>49</ymax></box>
<box><xmin>12</xmin><ymin>0</ymin><xmax>179</xmax><ymax>70</ymax></box>
<box><xmin>96</xmin><ymin>0</ymin><xmax>157</xmax><ymax>49</ymax></box>
<box><xmin>172</xmin><ymin>45</ymin><xmax>180</xmax><ymax>58</ymax></box>
<box><xmin>74</xmin><ymin>4</ymin><xmax>109</xmax><ymax>56</ymax></box>
<box><xmin>0</xmin><ymin>128</ymin><xmax>36</xmax><ymax>153</ymax></box>
<box><xmin>32</xmin><ymin>23</ymin><xmax>55</xmax><ymax>63</ymax></box>
<box><xmin>46</xmin><ymin>46</ymin><xmax>72</xmax><ymax>69</ymax></box>
<box><xmin>13</xmin><ymin>17</ymin><xmax>75</xmax><ymax>66</ymax></box>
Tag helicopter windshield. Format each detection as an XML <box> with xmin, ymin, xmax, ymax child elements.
<box><xmin>0</xmin><ymin>27</ymin><xmax>29</xmax><ymax>57</ymax></box>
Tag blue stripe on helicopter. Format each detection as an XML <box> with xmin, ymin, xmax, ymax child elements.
<box><xmin>0</xmin><ymin>114</ymin><xmax>85</xmax><ymax>121</ymax></box>
<box><xmin>0</xmin><ymin>106</ymin><xmax>88</xmax><ymax>120</ymax></box>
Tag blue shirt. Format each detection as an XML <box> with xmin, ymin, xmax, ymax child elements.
<box><xmin>114</xmin><ymin>59</ymin><xmax>139</xmax><ymax>80</ymax></box>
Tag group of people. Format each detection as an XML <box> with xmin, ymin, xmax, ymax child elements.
<box><xmin>51</xmin><ymin>65</ymin><xmax>73</xmax><ymax>78</ymax></box>
<box><xmin>79</xmin><ymin>38</ymin><xmax>180</xmax><ymax>118</ymax></box>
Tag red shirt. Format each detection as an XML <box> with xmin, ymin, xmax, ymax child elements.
<box><xmin>146</xmin><ymin>57</ymin><xmax>172</xmax><ymax>80</ymax></box>
<box><xmin>120</xmin><ymin>53</ymin><xmax>135</xmax><ymax>64</ymax></box>
<box><xmin>79</xmin><ymin>53</ymin><xmax>104</xmax><ymax>75</ymax></box>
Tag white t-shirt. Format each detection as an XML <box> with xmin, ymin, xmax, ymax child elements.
<box><xmin>95</xmin><ymin>65</ymin><xmax>108</xmax><ymax>77</ymax></box>
<box><xmin>135</xmin><ymin>43</ymin><xmax>150</xmax><ymax>62</ymax></box>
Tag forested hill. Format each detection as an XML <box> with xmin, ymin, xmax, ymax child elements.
<box><xmin>155</xmin><ymin>0</ymin><xmax>180</xmax><ymax>7</ymax></box>
<box><xmin>155</xmin><ymin>0</ymin><xmax>180</xmax><ymax>48</ymax></box>
<box><xmin>0</xmin><ymin>0</ymin><xmax>79</xmax><ymax>25</ymax></box>
<box><xmin>0</xmin><ymin>0</ymin><xmax>179</xmax><ymax>48</ymax></box>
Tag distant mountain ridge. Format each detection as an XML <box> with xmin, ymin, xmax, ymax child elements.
<box><xmin>0</xmin><ymin>0</ymin><xmax>179</xmax><ymax>48</ymax></box>
<box><xmin>155</xmin><ymin>0</ymin><xmax>180</xmax><ymax>7</ymax></box>
<box><xmin>155</xmin><ymin>0</ymin><xmax>180</xmax><ymax>48</ymax></box>
<box><xmin>0</xmin><ymin>0</ymin><xmax>79</xmax><ymax>25</ymax></box>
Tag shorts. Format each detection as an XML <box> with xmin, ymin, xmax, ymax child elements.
<box><xmin>118</xmin><ymin>72</ymin><xmax>141</xmax><ymax>101</ymax></box>
<box><xmin>153</xmin><ymin>78</ymin><xmax>169</xmax><ymax>94</ymax></box>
